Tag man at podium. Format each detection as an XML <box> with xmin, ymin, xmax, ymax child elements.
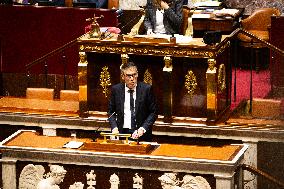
<box><xmin>108</xmin><ymin>62</ymin><xmax>158</xmax><ymax>142</ymax></box>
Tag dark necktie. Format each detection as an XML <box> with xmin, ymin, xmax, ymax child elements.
<box><xmin>129</xmin><ymin>89</ymin><xmax>135</xmax><ymax>130</ymax></box>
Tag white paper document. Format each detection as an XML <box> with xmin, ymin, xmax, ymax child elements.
<box><xmin>63</xmin><ymin>141</ymin><xmax>84</xmax><ymax>149</ymax></box>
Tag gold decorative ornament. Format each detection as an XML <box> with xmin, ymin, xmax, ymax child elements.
<box><xmin>163</xmin><ymin>56</ymin><xmax>173</xmax><ymax>72</ymax></box>
<box><xmin>79</xmin><ymin>52</ymin><xmax>88</xmax><ymax>64</ymax></box>
<box><xmin>100</xmin><ymin>66</ymin><xmax>112</xmax><ymax>98</ymax></box>
<box><xmin>143</xmin><ymin>69</ymin><xmax>152</xmax><ymax>85</ymax></box>
<box><xmin>86</xmin><ymin>14</ymin><xmax>104</xmax><ymax>38</ymax></box>
<box><xmin>218</xmin><ymin>64</ymin><xmax>226</xmax><ymax>92</ymax></box>
<box><xmin>79</xmin><ymin>44</ymin><xmax>216</xmax><ymax>58</ymax></box>
<box><xmin>184</xmin><ymin>70</ymin><xmax>197</xmax><ymax>97</ymax></box>
<box><xmin>121</xmin><ymin>54</ymin><xmax>129</xmax><ymax>65</ymax></box>
<box><xmin>207</xmin><ymin>58</ymin><xmax>216</xmax><ymax>72</ymax></box>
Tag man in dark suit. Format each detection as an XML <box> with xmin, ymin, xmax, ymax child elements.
<box><xmin>108</xmin><ymin>62</ymin><xmax>157</xmax><ymax>141</ymax></box>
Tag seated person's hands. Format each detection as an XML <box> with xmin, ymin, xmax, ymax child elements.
<box><xmin>131</xmin><ymin>127</ymin><xmax>145</xmax><ymax>139</ymax></box>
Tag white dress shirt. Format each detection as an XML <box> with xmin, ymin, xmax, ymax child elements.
<box><xmin>123</xmin><ymin>85</ymin><xmax>136</xmax><ymax>129</ymax></box>
<box><xmin>154</xmin><ymin>9</ymin><xmax>167</xmax><ymax>34</ymax></box>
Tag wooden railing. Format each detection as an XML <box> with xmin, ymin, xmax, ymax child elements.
<box><xmin>228</xmin><ymin>28</ymin><xmax>284</xmax><ymax>113</ymax></box>
<box><xmin>25</xmin><ymin>39</ymin><xmax>78</xmax><ymax>90</ymax></box>
<box><xmin>242</xmin><ymin>164</ymin><xmax>284</xmax><ymax>188</ymax></box>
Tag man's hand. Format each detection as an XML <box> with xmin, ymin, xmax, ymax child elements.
<box><xmin>131</xmin><ymin>127</ymin><xmax>145</xmax><ymax>139</ymax></box>
<box><xmin>112</xmin><ymin>127</ymin><xmax>119</xmax><ymax>134</ymax></box>
<box><xmin>161</xmin><ymin>1</ymin><xmax>169</xmax><ymax>10</ymax></box>
<box><xmin>111</xmin><ymin>127</ymin><xmax>119</xmax><ymax>140</ymax></box>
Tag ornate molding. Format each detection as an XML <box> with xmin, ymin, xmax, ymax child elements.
<box><xmin>79</xmin><ymin>44</ymin><xmax>220</xmax><ymax>58</ymax></box>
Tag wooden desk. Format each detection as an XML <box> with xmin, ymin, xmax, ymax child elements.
<box><xmin>192</xmin><ymin>9</ymin><xmax>243</xmax><ymax>37</ymax></box>
<box><xmin>0</xmin><ymin>130</ymin><xmax>248</xmax><ymax>189</ymax></box>
<box><xmin>77</xmin><ymin>34</ymin><xmax>232</xmax><ymax>124</ymax></box>
<box><xmin>0</xmin><ymin>97</ymin><xmax>79</xmax><ymax>116</ymax></box>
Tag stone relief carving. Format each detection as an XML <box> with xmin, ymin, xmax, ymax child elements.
<box><xmin>133</xmin><ymin>173</ymin><xmax>143</xmax><ymax>189</ymax></box>
<box><xmin>19</xmin><ymin>164</ymin><xmax>66</xmax><ymax>189</ymax></box>
<box><xmin>159</xmin><ymin>172</ymin><xmax>211</xmax><ymax>189</ymax></box>
<box><xmin>19</xmin><ymin>164</ymin><xmax>45</xmax><ymax>189</ymax></box>
<box><xmin>19</xmin><ymin>165</ymin><xmax>210</xmax><ymax>189</ymax></box>
<box><xmin>109</xmin><ymin>173</ymin><xmax>120</xmax><ymax>189</ymax></box>
<box><xmin>86</xmin><ymin>170</ymin><xmax>97</xmax><ymax>189</ymax></box>
<box><xmin>69</xmin><ymin>182</ymin><xmax>84</xmax><ymax>189</ymax></box>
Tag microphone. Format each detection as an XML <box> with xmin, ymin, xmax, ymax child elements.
<box><xmin>107</xmin><ymin>112</ymin><xmax>116</xmax><ymax>120</ymax></box>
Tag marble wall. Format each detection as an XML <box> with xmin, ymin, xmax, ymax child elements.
<box><xmin>224</xmin><ymin>0</ymin><xmax>284</xmax><ymax>15</ymax></box>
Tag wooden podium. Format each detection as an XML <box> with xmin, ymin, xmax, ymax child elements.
<box><xmin>77</xmin><ymin>33</ymin><xmax>232</xmax><ymax>124</ymax></box>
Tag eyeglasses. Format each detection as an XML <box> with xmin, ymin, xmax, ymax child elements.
<box><xmin>124</xmin><ymin>73</ymin><xmax>138</xmax><ymax>78</ymax></box>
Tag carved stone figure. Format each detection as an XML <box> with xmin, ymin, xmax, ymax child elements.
<box><xmin>19</xmin><ymin>164</ymin><xmax>66</xmax><ymax>189</ymax></box>
<box><xmin>86</xmin><ymin>170</ymin><xmax>96</xmax><ymax>189</ymax></box>
<box><xmin>69</xmin><ymin>182</ymin><xmax>84</xmax><ymax>189</ymax></box>
<box><xmin>37</xmin><ymin>165</ymin><xmax>67</xmax><ymax>189</ymax></box>
<box><xmin>19</xmin><ymin>164</ymin><xmax>45</xmax><ymax>189</ymax></box>
<box><xmin>158</xmin><ymin>173</ymin><xmax>181</xmax><ymax>189</ymax></box>
<box><xmin>133</xmin><ymin>173</ymin><xmax>143</xmax><ymax>189</ymax></box>
<box><xmin>158</xmin><ymin>172</ymin><xmax>211</xmax><ymax>189</ymax></box>
<box><xmin>109</xmin><ymin>173</ymin><xmax>120</xmax><ymax>189</ymax></box>
<box><xmin>181</xmin><ymin>175</ymin><xmax>211</xmax><ymax>189</ymax></box>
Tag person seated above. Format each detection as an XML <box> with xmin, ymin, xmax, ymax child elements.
<box><xmin>73</xmin><ymin>0</ymin><xmax>107</xmax><ymax>8</ymax></box>
<box><xmin>144</xmin><ymin>0</ymin><xmax>183</xmax><ymax>35</ymax></box>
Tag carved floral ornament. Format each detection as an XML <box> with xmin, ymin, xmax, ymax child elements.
<box><xmin>143</xmin><ymin>69</ymin><xmax>153</xmax><ymax>85</ymax></box>
<box><xmin>184</xmin><ymin>70</ymin><xmax>198</xmax><ymax>97</ymax></box>
<box><xmin>218</xmin><ymin>64</ymin><xmax>226</xmax><ymax>92</ymax></box>
<box><xmin>100</xmin><ymin>66</ymin><xmax>112</xmax><ymax>98</ymax></box>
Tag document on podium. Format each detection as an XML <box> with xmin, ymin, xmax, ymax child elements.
<box><xmin>124</xmin><ymin>34</ymin><xmax>171</xmax><ymax>43</ymax></box>
<box><xmin>63</xmin><ymin>141</ymin><xmax>84</xmax><ymax>149</ymax></box>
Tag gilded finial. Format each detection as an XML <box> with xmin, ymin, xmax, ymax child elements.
<box><xmin>86</xmin><ymin>14</ymin><xmax>104</xmax><ymax>38</ymax></box>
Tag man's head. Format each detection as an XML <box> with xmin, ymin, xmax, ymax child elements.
<box><xmin>121</xmin><ymin>62</ymin><xmax>138</xmax><ymax>90</ymax></box>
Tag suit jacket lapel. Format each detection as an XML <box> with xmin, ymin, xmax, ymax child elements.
<box><xmin>120</xmin><ymin>83</ymin><xmax>125</xmax><ymax>114</ymax></box>
<box><xmin>135</xmin><ymin>82</ymin><xmax>141</xmax><ymax>115</ymax></box>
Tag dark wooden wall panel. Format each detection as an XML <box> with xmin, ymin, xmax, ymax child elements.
<box><xmin>0</xmin><ymin>5</ymin><xmax>118</xmax><ymax>75</ymax></box>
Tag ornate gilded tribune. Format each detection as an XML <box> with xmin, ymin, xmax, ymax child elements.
<box><xmin>77</xmin><ymin>32</ymin><xmax>232</xmax><ymax>123</ymax></box>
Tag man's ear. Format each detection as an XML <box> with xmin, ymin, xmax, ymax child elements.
<box><xmin>120</xmin><ymin>73</ymin><xmax>125</xmax><ymax>82</ymax></box>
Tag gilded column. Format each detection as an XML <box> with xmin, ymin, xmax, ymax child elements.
<box><xmin>78</xmin><ymin>52</ymin><xmax>88</xmax><ymax>117</ymax></box>
<box><xmin>163</xmin><ymin>56</ymin><xmax>173</xmax><ymax>123</ymax></box>
<box><xmin>206</xmin><ymin>58</ymin><xmax>217</xmax><ymax>123</ymax></box>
